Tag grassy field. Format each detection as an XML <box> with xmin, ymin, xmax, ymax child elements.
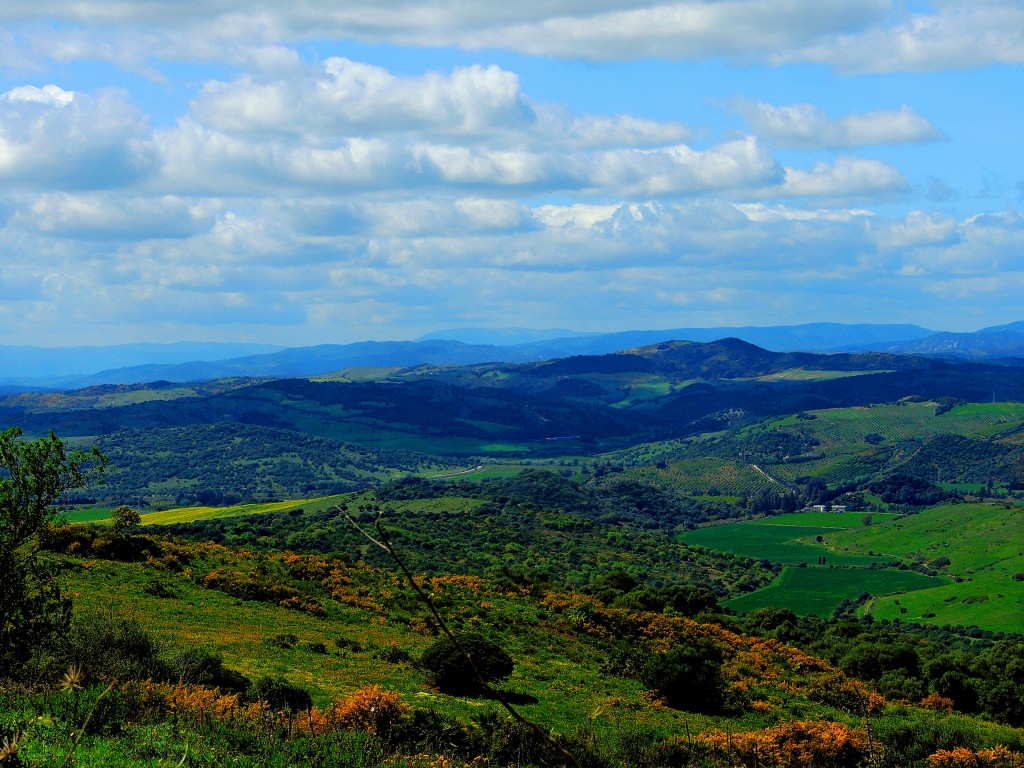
<box><xmin>726</xmin><ymin>566</ymin><xmax>942</xmax><ymax>617</ymax></box>
<box><xmin>679</xmin><ymin>511</ymin><xmax>963</xmax><ymax>620</ymax></box>
<box><xmin>750</xmin><ymin>369</ymin><xmax>894</xmax><ymax>382</ymax></box>
<box><xmin>771</xmin><ymin>401</ymin><xmax>1024</xmax><ymax>446</ymax></box>
<box><xmin>59</xmin><ymin>556</ymin><xmax>737</xmax><ymax>739</ymax></box>
<box><xmin>821</xmin><ymin>501</ymin><xmax>1024</xmax><ymax>633</ymax></box>
<box><xmin>68</xmin><ymin>494</ymin><xmax>359</xmax><ymax>526</ymax></box>
<box><xmin>695</xmin><ymin>501</ymin><xmax>1024</xmax><ymax>633</ymax></box>
<box><xmin>680</xmin><ymin>516</ymin><xmax>899</xmax><ymax>567</ymax></box>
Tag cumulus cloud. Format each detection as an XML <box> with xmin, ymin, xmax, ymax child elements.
<box><xmin>783</xmin><ymin>1</ymin><xmax>1024</xmax><ymax>73</ymax></box>
<box><xmin>0</xmin><ymin>85</ymin><xmax>155</xmax><ymax>189</ymax></box>
<box><xmin>7</xmin><ymin>194</ymin><xmax>221</xmax><ymax>240</ymax></box>
<box><xmin>769</xmin><ymin>157</ymin><xmax>908</xmax><ymax>199</ymax></box>
<box><xmin>192</xmin><ymin>60</ymin><xmax>537</xmax><ymax>139</ymax></box>
<box><xmin>733</xmin><ymin>100</ymin><xmax>942</xmax><ymax>149</ymax></box>
<box><xmin>4</xmin><ymin>1</ymin><xmax>1022</xmax><ymax>72</ymax></box>
<box><xmin>135</xmin><ymin>59</ymin><xmax>766</xmax><ymax>199</ymax></box>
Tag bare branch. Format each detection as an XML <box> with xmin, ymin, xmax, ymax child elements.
<box><xmin>343</xmin><ymin>506</ymin><xmax>581</xmax><ymax>768</ymax></box>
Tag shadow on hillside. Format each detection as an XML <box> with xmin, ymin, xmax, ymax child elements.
<box><xmin>489</xmin><ymin>689</ymin><xmax>539</xmax><ymax>705</ymax></box>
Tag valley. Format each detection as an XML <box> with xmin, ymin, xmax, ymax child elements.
<box><xmin>2</xmin><ymin>336</ymin><xmax>1023</xmax><ymax>767</ymax></box>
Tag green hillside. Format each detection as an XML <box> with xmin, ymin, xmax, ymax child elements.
<box><xmin>681</xmin><ymin>501</ymin><xmax>1024</xmax><ymax>634</ymax></box>
<box><xmin>823</xmin><ymin>501</ymin><xmax>1024</xmax><ymax>633</ymax></box>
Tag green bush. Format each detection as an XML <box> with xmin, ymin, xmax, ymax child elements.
<box><xmin>168</xmin><ymin>648</ymin><xmax>250</xmax><ymax>694</ymax></box>
<box><xmin>248</xmin><ymin>675</ymin><xmax>312</xmax><ymax>713</ymax></box>
<box><xmin>640</xmin><ymin>638</ymin><xmax>725</xmax><ymax>713</ymax></box>
<box><xmin>420</xmin><ymin>633</ymin><xmax>513</xmax><ymax>695</ymax></box>
<box><xmin>64</xmin><ymin>613</ymin><xmax>169</xmax><ymax>683</ymax></box>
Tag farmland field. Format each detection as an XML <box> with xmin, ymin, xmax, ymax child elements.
<box><xmin>726</xmin><ymin>566</ymin><xmax>942</xmax><ymax>617</ymax></box>
<box><xmin>821</xmin><ymin>501</ymin><xmax>1024</xmax><ymax>633</ymax></box>
<box><xmin>680</xmin><ymin>517</ymin><xmax>898</xmax><ymax>566</ymax></box>
<box><xmin>770</xmin><ymin>401</ymin><xmax>1024</xmax><ymax>446</ymax></box>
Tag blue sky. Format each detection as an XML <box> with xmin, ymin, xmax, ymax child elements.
<box><xmin>1</xmin><ymin>2</ymin><xmax>1022</xmax><ymax>346</ymax></box>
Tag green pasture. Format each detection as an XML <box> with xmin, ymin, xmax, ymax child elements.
<box><xmin>821</xmin><ymin>501</ymin><xmax>1024</xmax><ymax>633</ymax></box>
<box><xmin>58</xmin><ymin>507</ymin><xmax>116</xmax><ymax>524</ymax></box>
<box><xmin>771</xmin><ymin>401</ymin><xmax>1024</xmax><ymax>446</ymax></box>
<box><xmin>750</xmin><ymin>369</ymin><xmax>893</xmax><ymax>382</ymax></box>
<box><xmin>823</xmin><ymin>502</ymin><xmax>1023</xmax><ymax>573</ymax></box>
<box><xmin>689</xmin><ymin>502</ymin><xmax>1024</xmax><ymax>631</ymax></box>
<box><xmin>726</xmin><ymin>566</ymin><xmax>943</xmax><ymax>618</ymax></box>
<box><xmin>425</xmin><ymin>462</ymin><xmax>528</xmax><ymax>480</ymax></box>
<box><xmin>760</xmin><ymin>510</ymin><xmax>900</xmax><ymax>528</ymax></box>
<box><xmin>680</xmin><ymin>519</ymin><xmax>897</xmax><ymax>567</ymax></box>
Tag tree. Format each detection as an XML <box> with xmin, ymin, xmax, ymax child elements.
<box><xmin>0</xmin><ymin>427</ymin><xmax>106</xmax><ymax>675</ymax></box>
<box><xmin>420</xmin><ymin>632</ymin><xmax>514</xmax><ymax>695</ymax></box>
<box><xmin>110</xmin><ymin>505</ymin><xmax>141</xmax><ymax>534</ymax></box>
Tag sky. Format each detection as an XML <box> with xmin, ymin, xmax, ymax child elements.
<box><xmin>1</xmin><ymin>1</ymin><xmax>1022</xmax><ymax>347</ymax></box>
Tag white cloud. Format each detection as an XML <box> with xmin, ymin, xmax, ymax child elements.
<box><xmin>769</xmin><ymin>157</ymin><xmax>907</xmax><ymax>199</ymax></box>
<box><xmin>7</xmin><ymin>194</ymin><xmax>221</xmax><ymax>240</ymax></box>
<box><xmin>784</xmin><ymin>1</ymin><xmax>1024</xmax><ymax>73</ymax></box>
<box><xmin>874</xmin><ymin>210</ymin><xmax>957</xmax><ymax>249</ymax></box>
<box><xmin>734</xmin><ymin>100</ymin><xmax>942</xmax><ymax>149</ymax></box>
<box><xmin>0</xmin><ymin>85</ymin><xmax>155</xmax><ymax>189</ymax></box>
<box><xmin>192</xmin><ymin>60</ymin><xmax>537</xmax><ymax>139</ymax></box>
<box><xmin>5</xmin><ymin>1</ymin><xmax>1021</xmax><ymax>73</ymax></box>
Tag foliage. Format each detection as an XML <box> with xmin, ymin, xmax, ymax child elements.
<box><xmin>160</xmin><ymin>473</ymin><xmax>776</xmax><ymax>599</ymax></box>
<box><xmin>640</xmin><ymin>637</ymin><xmax>726</xmax><ymax>712</ymax></box>
<box><xmin>62</xmin><ymin>612</ymin><xmax>170</xmax><ymax>683</ymax></box>
<box><xmin>248</xmin><ymin>675</ymin><xmax>313</xmax><ymax>713</ymax></box>
<box><xmin>109</xmin><ymin>505</ymin><xmax>140</xmax><ymax>534</ymax></box>
<box><xmin>420</xmin><ymin>633</ymin><xmax>514</xmax><ymax>695</ymax></box>
<box><xmin>706</xmin><ymin>720</ymin><xmax>873</xmax><ymax>768</ymax></box>
<box><xmin>167</xmin><ymin>648</ymin><xmax>250</xmax><ymax>694</ymax></box>
<box><xmin>0</xmin><ymin>427</ymin><xmax>105</xmax><ymax>676</ymax></box>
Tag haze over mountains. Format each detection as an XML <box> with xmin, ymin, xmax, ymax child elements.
<box><xmin>2</xmin><ymin>321</ymin><xmax>1023</xmax><ymax>390</ymax></box>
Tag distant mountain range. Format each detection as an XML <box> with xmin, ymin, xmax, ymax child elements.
<box><xmin>2</xmin><ymin>321</ymin><xmax>1022</xmax><ymax>390</ymax></box>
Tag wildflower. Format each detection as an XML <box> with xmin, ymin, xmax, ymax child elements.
<box><xmin>0</xmin><ymin>732</ymin><xmax>21</xmax><ymax>762</ymax></box>
<box><xmin>61</xmin><ymin>665</ymin><xmax>84</xmax><ymax>692</ymax></box>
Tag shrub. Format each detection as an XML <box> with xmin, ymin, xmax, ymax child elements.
<box><xmin>707</xmin><ymin>720</ymin><xmax>872</xmax><ymax>768</ymax></box>
<box><xmin>64</xmin><ymin>613</ymin><xmax>169</xmax><ymax>683</ymax></box>
<box><xmin>640</xmin><ymin>638</ymin><xmax>725</xmax><ymax>713</ymax></box>
<box><xmin>327</xmin><ymin>685</ymin><xmax>409</xmax><ymax>736</ymax></box>
<box><xmin>248</xmin><ymin>675</ymin><xmax>312</xmax><ymax>713</ymax></box>
<box><xmin>420</xmin><ymin>633</ymin><xmax>513</xmax><ymax>695</ymax></box>
<box><xmin>266</xmin><ymin>633</ymin><xmax>298</xmax><ymax>649</ymax></box>
<box><xmin>168</xmin><ymin>648</ymin><xmax>250</xmax><ymax>694</ymax></box>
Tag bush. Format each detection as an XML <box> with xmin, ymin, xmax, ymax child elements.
<box><xmin>64</xmin><ymin>613</ymin><xmax>169</xmax><ymax>683</ymax></box>
<box><xmin>420</xmin><ymin>633</ymin><xmax>513</xmax><ymax>695</ymax></box>
<box><xmin>168</xmin><ymin>648</ymin><xmax>250</xmax><ymax>694</ymax></box>
<box><xmin>640</xmin><ymin>638</ymin><xmax>725</xmax><ymax>713</ymax></box>
<box><xmin>248</xmin><ymin>675</ymin><xmax>312</xmax><ymax>713</ymax></box>
<box><xmin>110</xmin><ymin>505</ymin><xmax>141</xmax><ymax>534</ymax></box>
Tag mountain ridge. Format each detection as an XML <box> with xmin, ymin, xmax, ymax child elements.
<box><xmin>3</xmin><ymin>321</ymin><xmax>1022</xmax><ymax>390</ymax></box>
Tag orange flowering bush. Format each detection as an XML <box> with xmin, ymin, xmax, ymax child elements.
<box><xmin>806</xmin><ymin>672</ymin><xmax>885</xmax><ymax>714</ymax></box>
<box><xmin>283</xmin><ymin>553</ymin><xmax>338</xmax><ymax>582</ymax></box>
<box><xmin>928</xmin><ymin>745</ymin><xmax>1024</xmax><ymax>768</ymax></box>
<box><xmin>144</xmin><ymin>682</ymin><xmax>271</xmax><ymax>725</ymax></box>
<box><xmin>706</xmin><ymin>720</ymin><xmax>874</xmax><ymax>768</ymax></box>
<box><xmin>299</xmin><ymin>686</ymin><xmax>409</xmax><ymax>737</ymax></box>
<box><xmin>920</xmin><ymin>692</ymin><xmax>955</xmax><ymax>712</ymax></box>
